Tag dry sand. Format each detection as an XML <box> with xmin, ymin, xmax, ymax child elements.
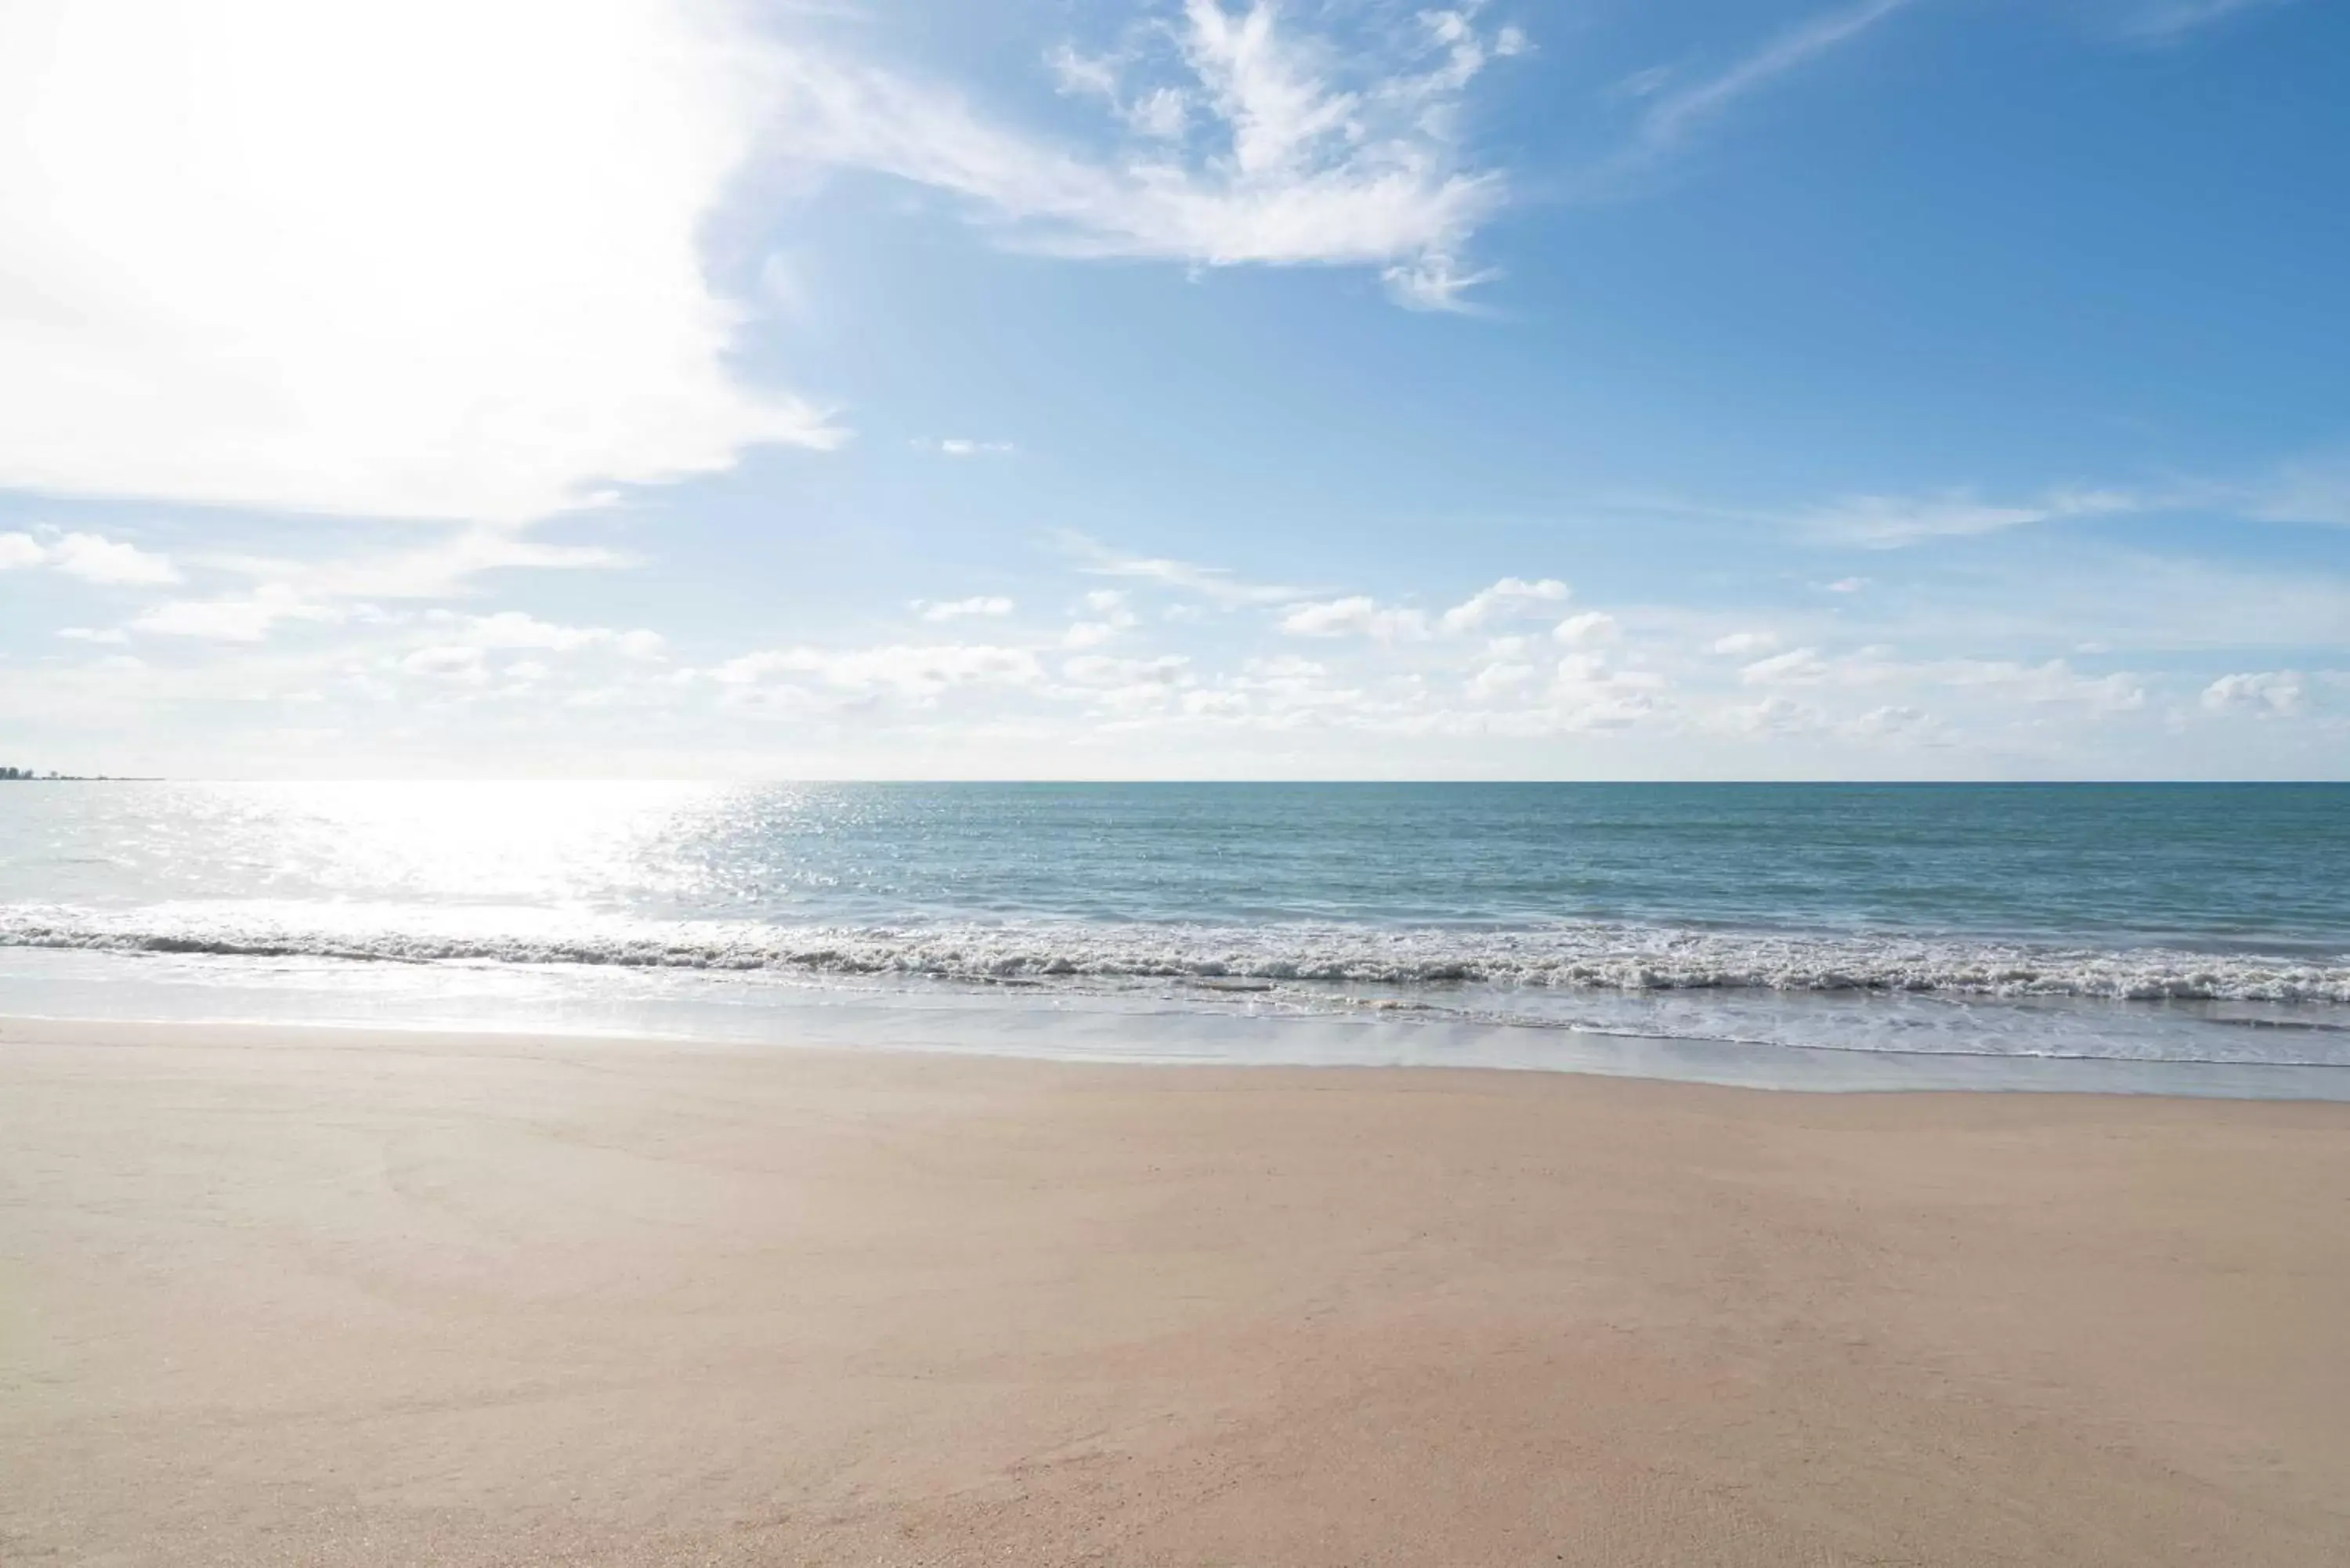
<box><xmin>3</xmin><ymin>1016</ymin><xmax>2347</xmax><ymax>1566</ymax></box>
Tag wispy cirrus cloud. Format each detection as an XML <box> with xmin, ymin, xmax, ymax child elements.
<box><xmin>2118</xmin><ymin>0</ymin><xmax>2298</xmax><ymax>45</ymax></box>
<box><xmin>1802</xmin><ymin>486</ymin><xmax>2140</xmax><ymax>547</ymax></box>
<box><xmin>774</xmin><ymin>2</ymin><xmax>1529</xmax><ymax>311</ymax></box>
<box><xmin>1065</xmin><ymin>535</ymin><xmax>1309</xmax><ymax>605</ymax></box>
<box><xmin>1636</xmin><ymin>0</ymin><xmax>1916</xmax><ymax>153</ymax></box>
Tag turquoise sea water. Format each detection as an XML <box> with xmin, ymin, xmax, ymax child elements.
<box><xmin>2</xmin><ymin>782</ymin><xmax>2346</xmax><ymax>1090</ymax></box>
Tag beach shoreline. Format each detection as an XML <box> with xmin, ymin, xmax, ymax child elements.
<box><xmin>5</xmin><ymin>1014</ymin><xmax>2348</xmax><ymax>1564</ymax></box>
<box><xmin>10</xmin><ymin>944</ymin><xmax>2350</xmax><ymax>1101</ymax></box>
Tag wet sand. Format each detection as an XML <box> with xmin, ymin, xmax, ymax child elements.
<box><xmin>4</xmin><ymin>1016</ymin><xmax>2347</xmax><ymax>1565</ymax></box>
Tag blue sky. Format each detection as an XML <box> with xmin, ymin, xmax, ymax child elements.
<box><xmin>2</xmin><ymin>0</ymin><xmax>2345</xmax><ymax>778</ymax></box>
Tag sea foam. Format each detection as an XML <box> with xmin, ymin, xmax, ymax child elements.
<box><xmin>3</xmin><ymin>904</ymin><xmax>2344</xmax><ymax>1004</ymax></box>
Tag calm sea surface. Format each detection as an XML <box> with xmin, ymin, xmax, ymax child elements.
<box><xmin>3</xmin><ymin>782</ymin><xmax>2346</xmax><ymax>1089</ymax></box>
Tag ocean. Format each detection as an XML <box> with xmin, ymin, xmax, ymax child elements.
<box><xmin>3</xmin><ymin>781</ymin><xmax>2346</xmax><ymax>1095</ymax></box>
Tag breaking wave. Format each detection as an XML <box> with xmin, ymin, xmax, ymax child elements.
<box><xmin>3</xmin><ymin>904</ymin><xmax>2345</xmax><ymax>1005</ymax></box>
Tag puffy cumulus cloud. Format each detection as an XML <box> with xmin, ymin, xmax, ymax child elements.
<box><xmin>1464</xmin><ymin>659</ymin><xmax>1538</xmax><ymax>701</ymax></box>
<box><xmin>1840</xmin><ymin>703</ymin><xmax>1940</xmax><ymax>742</ymax></box>
<box><xmin>1279</xmin><ymin>595</ymin><xmax>1431</xmax><ymax>641</ymax></box>
<box><xmin>1061</xmin><ymin>652</ymin><xmax>1193</xmax><ymax>715</ymax></box>
<box><xmin>926</xmin><ymin>439</ymin><xmax>1018</xmax><ymax>458</ymax></box>
<box><xmin>1063</xmin><ymin>589</ymin><xmax>1141</xmax><ymax>649</ymax></box>
<box><xmin>1553</xmin><ymin>611</ymin><xmax>1618</xmax><ymax>646</ymax></box>
<box><xmin>1549</xmin><ymin>650</ymin><xmax>1667</xmax><ymax>724</ymax></box>
<box><xmin>1937</xmin><ymin>658</ymin><xmax>2145</xmax><ymax>712</ymax></box>
<box><xmin>49</xmin><ymin>532</ymin><xmax>180</xmax><ymax>585</ymax></box>
<box><xmin>2202</xmin><ymin>670</ymin><xmax>2305</xmax><ymax>717</ymax></box>
<box><xmin>1712</xmin><ymin>630</ymin><xmax>1779</xmax><ymax>656</ymax></box>
<box><xmin>1438</xmin><ymin>576</ymin><xmax>1568</xmax><ymax>634</ymax></box>
<box><xmin>914</xmin><ymin>595</ymin><xmax>1016</xmax><ymax>623</ymax></box>
<box><xmin>0</xmin><ymin>529</ymin><xmax>178</xmax><ymax>584</ymax></box>
<box><xmin>779</xmin><ymin>0</ymin><xmax>1527</xmax><ymax>311</ymax></box>
<box><xmin>0</xmin><ymin>0</ymin><xmax>836</xmax><ymax>526</ymax></box>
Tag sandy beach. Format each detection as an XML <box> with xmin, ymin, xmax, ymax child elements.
<box><xmin>4</xmin><ymin>1017</ymin><xmax>2347</xmax><ymax>1566</ymax></box>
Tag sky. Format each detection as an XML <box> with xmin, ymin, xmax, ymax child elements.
<box><xmin>1</xmin><ymin>0</ymin><xmax>2345</xmax><ymax>780</ymax></box>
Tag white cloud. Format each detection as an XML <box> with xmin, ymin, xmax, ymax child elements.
<box><xmin>57</xmin><ymin>626</ymin><xmax>129</xmax><ymax>644</ymax></box>
<box><xmin>1712</xmin><ymin>630</ymin><xmax>1779</xmax><ymax>656</ymax></box>
<box><xmin>1741</xmin><ymin>647</ymin><xmax>1835</xmax><ymax>685</ymax></box>
<box><xmin>1438</xmin><ymin>576</ymin><xmax>1568</xmax><ymax>634</ymax></box>
<box><xmin>438</xmin><ymin>611</ymin><xmax>593</xmax><ymax>651</ymax></box>
<box><xmin>915</xmin><ymin>595</ymin><xmax>1016</xmax><ymax>622</ymax></box>
<box><xmin>713</xmin><ymin>643</ymin><xmax>1044</xmax><ymax>699</ymax></box>
<box><xmin>928</xmin><ymin>439</ymin><xmax>1018</xmax><ymax>458</ymax></box>
<box><xmin>0</xmin><ymin>529</ymin><xmax>178</xmax><ymax>583</ymax></box>
<box><xmin>1127</xmin><ymin>86</ymin><xmax>1191</xmax><ymax>141</ymax></box>
<box><xmin>1718</xmin><ymin>695</ymin><xmax>1820</xmax><ymax>737</ymax></box>
<box><xmin>1061</xmin><ymin>587</ymin><xmax>1139</xmax><ymax>648</ymax></box>
<box><xmin>1546</xmin><ymin>651</ymin><xmax>1666</xmax><ymax>729</ymax></box>
<box><xmin>775</xmin><ymin>0</ymin><xmax>1526</xmax><ymax>311</ymax></box>
<box><xmin>1279</xmin><ymin>595</ymin><xmax>1430</xmax><ymax>641</ymax></box>
<box><xmin>1071</xmin><ymin>539</ymin><xmax>1307</xmax><ymax>605</ymax></box>
<box><xmin>0</xmin><ymin>0</ymin><xmax>836</xmax><ymax>526</ymax></box>
<box><xmin>1466</xmin><ymin>659</ymin><xmax>1537</xmax><ymax>701</ymax></box>
<box><xmin>1802</xmin><ymin>486</ymin><xmax>2138</xmax><ymax>547</ymax></box>
<box><xmin>401</xmin><ymin>645</ymin><xmax>490</xmax><ymax>681</ymax></box>
<box><xmin>1047</xmin><ymin>43</ymin><xmax>1123</xmax><ymax>102</ymax></box>
<box><xmin>132</xmin><ymin>583</ymin><xmax>338</xmax><ymax>642</ymax></box>
<box><xmin>1937</xmin><ymin>659</ymin><xmax>2146</xmax><ymax>712</ymax></box>
<box><xmin>1639</xmin><ymin>0</ymin><xmax>1914</xmax><ymax>150</ymax></box>
<box><xmin>2202</xmin><ymin>670</ymin><xmax>2305</xmax><ymax>716</ymax></box>
<box><xmin>446</xmin><ymin>610</ymin><xmax>665</xmax><ymax>656</ymax></box>
<box><xmin>1734</xmin><ymin>645</ymin><xmax>2148</xmax><ymax>714</ymax></box>
<box><xmin>212</xmin><ymin>529</ymin><xmax>633</xmax><ymax>605</ymax></box>
<box><xmin>47</xmin><ymin>531</ymin><xmax>180</xmax><ymax>585</ymax></box>
<box><xmin>2120</xmin><ymin>0</ymin><xmax>2297</xmax><ymax>45</ymax></box>
<box><xmin>1553</xmin><ymin>611</ymin><xmax>1618</xmax><ymax>646</ymax></box>
<box><xmin>1824</xmin><ymin>576</ymin><xmax>1869</xmax><ymax>594</ymax></box>
<box><xmin>1062</xmin><ymin>652</ymin><xmax>1190</xmax><ymax>688</ymax></box>
<box><xmin>1842</xmin><ymin>703</ymin><xmax>1937</xmax><ymax>740</ymax></box>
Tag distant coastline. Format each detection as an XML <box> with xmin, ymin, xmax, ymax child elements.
<box><xmin>0</xmin><ymin>769</ymin><xmax>156</xmax><ymax>782</ymax></box>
